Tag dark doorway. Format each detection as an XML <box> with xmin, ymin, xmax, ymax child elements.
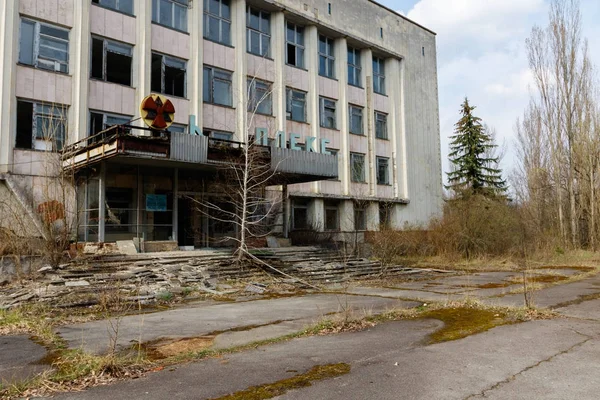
<box><xmin>178</xmin><ymin>197</ymin><xmax>195</xmax><ymax>247</ymax></box>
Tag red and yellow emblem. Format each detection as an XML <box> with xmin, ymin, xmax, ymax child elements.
<box><xmin>140</xmin><ymin>94</ymin><xmax>176</xmax><ymax>130</ymax></box>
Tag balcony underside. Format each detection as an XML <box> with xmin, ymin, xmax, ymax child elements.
<box><xmin>62</xmin><ymin>132</ymin><xmax>338</xmax><ymax>185</ymax></box>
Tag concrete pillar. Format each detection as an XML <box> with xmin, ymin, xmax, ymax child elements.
<box><xmin>335</xmin><ymin>37</ymin><xmax>349</xmax><ymax>195</ymax></box>
<box><xmin>134</xmin><ymin>0</ymin><xmax>152</xmax><ymax>128</ymax></box>
<box><xmin>272</xmin><ymin>12</ymin><xmax>286</xmax><ymax>132</ymax></box>
<box><xmin>70</xmin><ymin>0</ymin><xmax>91</xmax><ymax>143</ymax></box>
<box><xmin>172</xmin><ymin>168</ymin><xmax>178</xmax><ymax>242</ymax></box>
<box><xmin>308</xmin><ymin>198</ymin><xmax>324</xmax><ymax>232</ymax></box>
<box><xmin>366</xmin><ymin>201</ymin><xmax>379</xmax><ymax>231</ymax></box>
<box><xmin>305</xmin><ymin>25</ymin><xmax>319</xmax><ymax>194</ymax></box>
<box><xmin>189</xmin><ymin>0</ymin><xmax>204</xmax><ymax>126</ymax></box>
<box><xmin>388</xmin><ymin>58</ymin><xmax>407</xmax><ymax>199</ymax></box>
<box><xmin>232</xmin><ymin>0</ymin><xmax>247</xmax><ymax>142</ymax></box>
<box><xmin>339</xmin><ymin>200</ymin><xmax>354</xmax><ymax>232</ymax></box>
<box><xmin>363</xmin><ymin>48</ymin><xmax>375</xmax><ymax>197</ymax></box>
<box><xmin>0</xmin><ymin>0</ymin><xmax>18</xmax><ymax>173</ymax></box>
<box><xmin>98</xmin><ymin>162</ymin><xmax>106</xmax><ymax>242</ymax></box>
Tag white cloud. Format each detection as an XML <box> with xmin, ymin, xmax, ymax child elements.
<box><xmin>403</xmin><ymin>0</ymin><xmax>548</xmax><ymax>182</ymax></box>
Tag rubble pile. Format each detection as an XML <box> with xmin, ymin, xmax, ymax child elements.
<box><xmin>0</xmin><ymin>250</ymin><xmax>259</xmax><ymax>309</ymax></box>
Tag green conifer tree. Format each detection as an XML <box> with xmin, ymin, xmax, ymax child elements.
<box><xmin>446</xmin><ymin>98</ymin><xmax>507</xmax><ymax>197</ymax></box>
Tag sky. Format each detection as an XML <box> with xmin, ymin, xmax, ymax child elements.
<box><xmin>376</xmin><ymin>0</ymin><xmax>600</xmax><ymax>184</ymax></box>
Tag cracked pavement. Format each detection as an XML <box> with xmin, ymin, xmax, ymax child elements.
<box><xmin>52</xmin><ymin>269</ymin><xmax>600</xmax><ymax>400</ymax></box>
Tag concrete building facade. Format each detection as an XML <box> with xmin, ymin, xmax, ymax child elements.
<box><xmin>0</xmin><ymin>0</ymin><xmax>442</xmax><ymax>248</ymax></box>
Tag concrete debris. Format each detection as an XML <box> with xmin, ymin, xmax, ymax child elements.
<box><xmin>0</xmin><ymin>247</ymin><xmax>441</xmax><ymax>309</ymax></box>
<box><xmin>245</xmin><ymin>283</ymin><xmax>267</xmax><ymax>294</ymax></box>
<box><xmin>37</xmin><ymin>265</ymin><xmax>53</xmax><ymax>273</ymax></box>
<box><xmin>116</xmin><ymin>240</ymin><xmax>138</xmax><ymax>255</ymax></box>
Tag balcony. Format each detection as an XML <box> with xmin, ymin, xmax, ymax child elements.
<box><xmin>63</xmin><ymin>131</ymin><xmax>338</xmax><ymax>184</ymax></box>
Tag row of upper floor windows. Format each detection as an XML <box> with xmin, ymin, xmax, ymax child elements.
<box><xmin>19</xmin><ymin>0</ymin><xmax>388</xmax><ymax>94</ymax></box>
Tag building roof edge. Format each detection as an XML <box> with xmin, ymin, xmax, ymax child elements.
<box><xmin>368</xmin><ymin>0</ymin><xmax>437</xmax><ymax>36</ymax></box>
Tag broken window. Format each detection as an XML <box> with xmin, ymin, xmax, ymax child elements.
<box><xmin>152</xmin><ymin>0</ymin><xmax>188</xmax><ymax>32</ymax></box>
<box><xmin>89</xmin><ymin>111</ymin><xmax>131</xmax><ymax>144</ymax></box>
<box><xmin>373</xmin><ymin>57</ymin><xmax>386</xmax><ymax>94</ymax></box>
<box><xmin>152</xmin><ymin>53</ymin><xmax>187</xmax><ymax>97</ymax></box>
<box><xmin>350</xmin><ymin>152</ymin><xmax>365</xmax><ymax>183</ymax></box>
<box><xmin>168</xmin><ymin>124</ymin><xmax>187</xmax><ymax>133</ymax></box>
<box><xmin>91</xmin><ymin>37</ymin><xmax>133</xmax><ymax>86</ymax></box>
<box><xmin>325</xmin><ymin>201</ymin><xmax>339</xmax><ymax>231</ymax></box>
<box><xmin>247</xmin><ymin>78</ymin><xmax>272</xmax><ymax>115</ymax></box>
<box><xmin>247</xmin><ymin>7</ymin><xmax>270</xmax><ymax>57</ymax></box>
<box><xmin>286</xmin><ymin>22</ymin><xmax>304</xmax><ymax>68</ymax></box>
<box><xmin>204</xmin><ymin>0</ymin><xmax>231</xmax><ymax>45</ymax></box>
<box><xmin>349</xmin><ymin>105</ymin><xmax>364</xmax><ymax>135</ymax></box>
<box><xmin>354</xmin><ymin>206</ymin><xmax>366</xmax><ymax>231</ymax></box>
<box><xmin>376</xmin><ymin>156</ymin><xmax>390</xmax><ymax>185</ymax></box>
<box><xmin>16</xmin><ymin>100</ymin><xmax>67</xmax><ymax>151</ymax></box>
<box><xmin>319</xmin><ymin>97</ymin><xmax>337</xmax><ymax>129</ymax></box>
<box><xmin>203</xmin><ymin>66</ymin><xmax>233</xmax><ymax>106</ymax></box>
<box><xmin>204</xmin><ymin>129</ymin><xmax>233</xmax><ymax>141</ymax></box>
<box><xmin>292</xmin><ymin>198</ymin><xmax>309</xmax><ymax>230</ymax></box>
<box><xmin>92</xmin><ymin>0</ymin><xmax>134</xmax><ymax>14</ymax></box>
<box><xmin>19</xmin><ymin>18</ymin><xmax>69</xmax><ymax>73</ymax></box>
<box><xmin>348</xmin><ymin>47</ymin><xmax>361</xmax><ymax>87</ymax></box>
<box><xmin>286</xmin><ymin>88</ymin><xmax>306</xmax><ymax>122</ymax></box>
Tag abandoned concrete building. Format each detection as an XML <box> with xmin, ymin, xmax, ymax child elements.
<box><xmin>0</xmin><ymin>0</ymin><xmax>442</xmax><ymax>249</ymax></box>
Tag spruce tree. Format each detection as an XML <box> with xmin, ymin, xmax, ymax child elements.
<box><xmin>446</xmin><ymin>98</ymin><xmax>507</xmax><ymax>197</ymax></box>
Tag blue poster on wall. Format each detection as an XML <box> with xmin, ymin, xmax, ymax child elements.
<box><xmin>146</xmin><ymin>194</ymin><xmax>167</xmax><ymax>212</ymax></box>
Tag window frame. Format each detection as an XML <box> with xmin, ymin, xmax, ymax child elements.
<box><xmin>286</xmin><ymin>87</ymin><xmax>307</xmax><ymax>122</ymax></box>
<box><xmin>203</xmin><ymin>0</ymin><xmax>231</xmax><ymax>45</ymax></box>
<box><xmin>92</xmin><ymin>0</ymin><xmax>134</xmax><ymax>15</ymax></box>
<box><xmin>376</xmin><ymin>156</ymin><xmax>390</xmax><ymax>185</ymax></box>
<box><xmin>16</xmin><ymin>100</ymin><xmax>68</xmax><ymax>152</ymax></box>
<box><xmin>375</xmin><ymin>111</ymin><xmax>388</xmax><ymax>140</ymax></box>
<box><xmin>203</xmin><ymin>65</ymin><xmax>233</xmax><ymax>107</ymax></box>
<box><xmin>319</xmin><ymin>96</ymin><xmax>337</xmax><ymax>129</ymax></box>
<box><xmin>373</xmin><ymin>57</ymin><xmax>386</xmax><ymax>95</ymax></box>
<box><xmin>247</xmin><ymin>78</ymin><xmax>273</xmax><ymax>115</ymax></box>
<box><xmin>318</xmin><ymin>34</ymin><xmax>335</xmax><ymax>79</ymax></box>
<box><xmin>152</xmin><ymin>0</ymin><xmax>189</xmax><ymax>32</ymax></box>
<box><xmin>347</xmin><ymin>47</ymin><xmax>362</xmax><ymax>87</ymax></box>
<box><xmin>91</xmin><ymin>36</ymin><xmax>133</xmax><ymax>86</ymax></box>
<box><xmin>204</xmin><ymin>129</ymin><xmax>234</xmax><ymax>141</ymax></box>
<box><xmin>285</xmin><ymin>21</ymin><xmax>305</xmax><ymax>68</ymax></box>
<box><xmin>151</xmin><ymin>52</ymin><xmax>187</xmax><ymax>98</ymax></box>
<box><xmin>350</xmin><ymin>152</ymin><xmax>366</xmax><ymax>183</ymax></box>
<box><xmin>349</xmin><ymin>105</ymin><xmax>364</xmax><ymax>135</ymax></box>
<box><xmin>354</xmin><ymin>206</ymin><xmax>366</xmax><ymax>231</ymax></box>
<box><xmin>324</xmin><ymin>202</ymin><xmax>339</xmax><ymax>231</ymax></box>
<box><xmin>19</xmin><ymin>18</ymin><xmax>70</xmax><ymax>74</ymax></box>
<box><xmin>246</xmin><ymin>7</ymin><xmax>271</xmax><ymax>57</ymax></box>
<box><xmin>292</xmin><ymin>198</ymin><xmax>310</xmax><ymax>230</ymax></box>
<box><xmin>89</xmin><ymin>110</ymin><xmax>132</xmax><ymax>143</ymax></box>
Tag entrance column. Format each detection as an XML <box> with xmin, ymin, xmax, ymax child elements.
<box><xmin>98</xmin><ymin>162</ymin><xmax>106</xmax><ymax>242</ymax></box>
<box><xmin>172</xmin><ymin>168</ymin><xmax>178</xmax><ymax>242</ymax></box>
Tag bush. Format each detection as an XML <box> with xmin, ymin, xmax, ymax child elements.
<box><xmin>369</xmin><ymin>194</ymin><xmax>524</xmax><ymax>261</ymax></box>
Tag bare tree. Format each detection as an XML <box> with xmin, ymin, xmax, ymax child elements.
<box><xmin>518</xmin><ymin>0</ymin><xmax>598</xmax><ymax>249</ymax></box>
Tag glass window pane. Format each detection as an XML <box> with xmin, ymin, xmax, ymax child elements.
<box><xmin>40</xmin><ymin>24</ymin><xmax>69</xmax><ymax>40</ymax></box>
<box><xmin>296</xmin><ymin>27</ymin><xmax>304</xmax><ymax>46</ymax></box>
<box><xmin>286</xmin><ymin>23</ymin><xmax>295</xmax><ymax>43</ymax></box>
<box><xmin>328</xmin><ymin>59</ymin><xmax>334</xmax><ymax>77</ymax></box>
<box><xmin>249</xmin><ymin>8</ymin><xmax>260</xmax><ymax>30</ymax></box>
<box><xmin>261</xmin><ymin>34</ymin><xmax>270</xmax><ymax>56</ymax></box>
<box><xmin>207</xmin><ymin>16</ymin><xmax>220</xmax><ymax>41</ymax></box>
<box><xmin>221</xmin><ymin>0</ymin><xmax>231</xmax><ymax>19</ymax></box>
<box><xmin>203</xmin><ymin>68</ymin><xmax>211</xmax><ymax>102</ymax></box>
<box><xmin>19</xmin><ymin>20</ymin><xmax>35</xmax><ymax>65</ymax></box>
<box><xmin>107</xmin><ymin>40</ymin><xmax>132</xmax><ymax>55</ymax></box>
<box><xmin>214</xmin><ymin>80</ymin><xmax>232</xmax><ymax>106</ymax></box>
<box><xmin>174</xmin><ymin>3</ymin><xmax>187</xmax><ymax>31</ymax></box>
<box><xmin>119</xmin><ymin>0</ymin><xmax>134</xmax><ymax>14</ymax></box>
<box><xmin>39</xmin><ymin>37</ymin><xmax>69</xmax><ymax>61</ymax></box>
<box><xmin>296</xmin><ymin>47</ymin><xmax>304</xmax><ymax>68</ymax></box>
<box><xmin>260</xmin><ymin>13</ymin><xmax>270</xmax><ymax>34</ymax></box>
<box><xmin>319</xmin><ymin>55</ymin><xmax>326</xmax><ymax>76</ymax></box>
<box><xmin>222</xmin><ymin>21</ymin><xmax>231</xmax><ymax>45</ymax></box>
<box><xmin>319</xmin><ymin>36</ymin><xmax>326</xmax><ymax>54</ymax></box>
<box><xmin>160</xmin><ymin>0</ymin><xmax>173</xmax><ymax>26</ymax></box>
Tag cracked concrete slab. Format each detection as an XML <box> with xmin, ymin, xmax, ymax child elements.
<box><xmin>555</xmin><ymin>298</ymin><xmax>600</xmax><ymax>320</ymax></box>
<box><xmin>0</xmin><ymin>335</ymin><xmax>50</xmax><ymax>385</ymax></box>
<box><xmin>58</xmin><ymin>294</ymin><xmax>418</xmax><ymax>355</ymax></box>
